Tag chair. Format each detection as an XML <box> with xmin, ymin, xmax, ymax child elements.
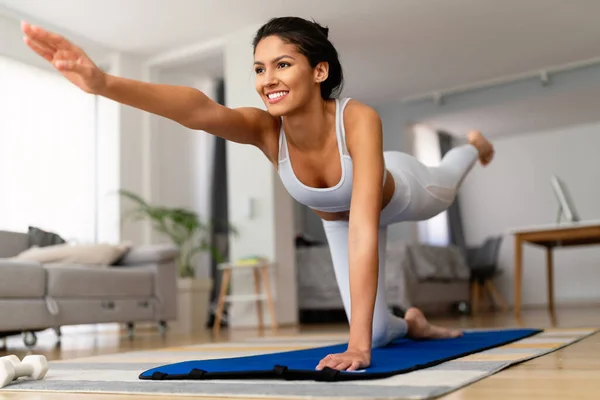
<box><xmin>466</xmin><ymin>236</ymin><xmax>508</xmax><ymax>314</ymax></box>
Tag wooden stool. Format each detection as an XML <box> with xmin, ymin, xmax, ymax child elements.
<box><xmin>213</xmin><ymin>258</ymin><xmax>278</xmax><ymax>335</ymax></box>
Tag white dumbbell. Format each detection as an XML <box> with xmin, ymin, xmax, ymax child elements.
<box><xmin>0</xmin><ymin>355</ymin><xmax>48</xmax><ymax>388</ymax></box>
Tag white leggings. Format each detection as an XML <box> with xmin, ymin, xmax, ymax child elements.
<box><xmin>321</xmin><ymin>144</ymin><xmax>478</xmax><ymax>348</ymax></box>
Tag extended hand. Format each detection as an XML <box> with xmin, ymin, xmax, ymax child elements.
<box><xmin>21</xmin><ymin>21</ymin><xmax>106</xmax><ymax>94</ymax></box>
<box><xmin>316</xmin><ymin>349</ymin><xmax>370</xmax><ymax>371</ymax></box>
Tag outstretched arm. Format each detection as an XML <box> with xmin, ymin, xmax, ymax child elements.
<box><xmin>21</xmin><ymin>21</ymin><xmax>275</xmax><ymax>148</ymax></box>
<box><xmin>316</xmin><ymin>101</ymin><xmax>385</xmax><ymax>371</ymax></box>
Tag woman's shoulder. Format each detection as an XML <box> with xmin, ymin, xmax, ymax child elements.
<box><xmin>340</xmin><ymin>98</ymin><xmax>382</xmax><ymax>131</ymax></box>
<box><xmin>338</xmin><ymin>97</ymin><xmax>384</xmax><ymax>163</ymax></box>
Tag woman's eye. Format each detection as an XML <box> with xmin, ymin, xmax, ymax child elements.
<box><xmin>255</xmin><ymin>67</ymin><xmax>264</xmax><ymax>74</ymax></box>
<box><xmin>277</xmin><ymin>62</ymin><xmax>290</xmax><ymax>68</ymax></box>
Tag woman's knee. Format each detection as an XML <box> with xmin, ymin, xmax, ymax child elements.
<box><xmin>371</xmin><ymin>314</ymin><xmax>409</xmax><ymax>348</ymax></box>
<box><xmin>371</xmin><ymin>328</ymin><xmax>390</xmax><ymax>349</ymax></box>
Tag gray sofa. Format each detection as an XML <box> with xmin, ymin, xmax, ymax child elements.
<box><xmin>296</xmin><ymin>239</ymin><xmax>471</xmax><ymax>317</ymax></box>
<box><xmin>0</xmin><ymin>230</ymin><xmax>179</xmax><ymax>347</ymax></box>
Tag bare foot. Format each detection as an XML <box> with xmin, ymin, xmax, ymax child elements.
<box><xmin>405</xmin><ymin>307</ymin><xmax>463</xmax><ymax>340</ymax></box>
<box><xmin>467</xmin><ymin>130</ymin><xmax>495</xmax><ymax>166</ymax></box>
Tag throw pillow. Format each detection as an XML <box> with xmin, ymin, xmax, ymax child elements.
<box><xmin>14</xmin><ymin>243</ymin><xmax>132</xmax><ymax>266</ymax></box>
<box><xmin>27</xmin><ymin>226</ymin><xmax>66</xmax><ymax>248</ymax></box>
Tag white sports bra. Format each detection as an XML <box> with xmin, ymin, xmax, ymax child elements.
<box><xmin>277</xmin><ymin>97</ymin><xmax>386</xmax><ymax>213</ymax></box>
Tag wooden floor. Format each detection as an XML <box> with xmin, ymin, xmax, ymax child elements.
<box><xmin>0</xmin><ymin>305</ymin><xmax>599</xmax><ymax>400</ymax></box>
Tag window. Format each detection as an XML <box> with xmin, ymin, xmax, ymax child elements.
<box><xmin>0</xmin><ymin>55</ymin><xmax>98</xmax><ymax>243</ymax></box>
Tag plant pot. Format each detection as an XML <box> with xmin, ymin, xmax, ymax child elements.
<box><xmin>170</xmin><ymin>277</ymin><xmax>214</xmax><ymax>335</ymax></box>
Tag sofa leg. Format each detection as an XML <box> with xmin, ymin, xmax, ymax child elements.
<box><xmin>0</xmin><ymin>337</ymin><xmax>6</xmax><ymax>350</ymax></box>
<box><xmin>53</xmin><ymin>327</ymin><xmax>62</xmax><ymax>338</ymax></box>
<box><xmin>22</xmin><ymin>331</ymin><xmax>37</xmax><ymax>348</ymax></box>
<box><xmin>158</xmin><ymin>321</ymin><xmax>167</xmax><ymax>337</ymax></box>
<box><xmin>126</xmin><ymin>322</ymin><xmax>135</xmax><ymax>340</ymax></box>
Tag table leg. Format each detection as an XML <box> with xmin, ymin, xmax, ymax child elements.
<box><xmin>260</xmin><ymin>265</ymin><xmax>278</xmax><ymax>330</ymax></box>
<box><xmin>213</xmin><ymin>269</ymin><xmax>231</xmax><ymax>336</ymax></box>
<box><xmin>514</xmin><ymin>235</ymin><xmax>523</xmax><ymax>318</ymax></box>
<box><xmin>253</xmin><ymin>268</ymin><xmax>264</xmax><ymax>330</ymax></box>
<box><xmin>546</xmin><ymin>246</ymin><xmax>554</xmax><ymax>313</ymax></box>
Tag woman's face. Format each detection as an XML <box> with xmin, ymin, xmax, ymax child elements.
<box><xmin>253</xmin><ymin>35</ymin><xmax>323</xmax><ymax>117</ymax></box>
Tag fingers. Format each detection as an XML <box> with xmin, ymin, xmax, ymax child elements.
<box><xmin>55</xmin><ymin>49</ymin><xmax>80</xmax><ymax>61</ymax></box>
<box><xmin>316</xmin><ymin>354</ymin><xmax>338</xmax><ymax>371</ymax></box>
<box><xmin>315</xmin><ymin>354</ymin><xmax>331</xmax><ymax>370</ymax></box>
<box><xmin>23</xmin><ymin>36</ymin><xmax>54</xmax><ymax>62</ymax></box>
<box><xmin>21</xmin><ymin>21</ymin><xmax>77</xmax><ymax>52</ymax></box>
<box><xmin>54</xmin><ymin>58</ymin><xmax>87</xmax><ymax>74</ymax></box>
<box><xmin>334</xmin><ymin>361</ymin><xmax>353</xmax><ymax>371</ymax></box>
<box><xmin>347</xmin><ymin>360</ymin><xmax>362</xmax><ymax>371</ymax></box>
<box><xmin>52</xmin><ymin>49</ymin><xmax>87</xmax><ymax>73</ymax></box>
<box><xmin>316</xmin><ymin>354</ymin><xmax>361</xmax><ymax>372</ymax></box>
<box><xmin>23</xmin><ymin>26</ymin><xmax>85</xmax><ymax>74</ymax></box>
<box><xmin>22</xmin><ymin>21</ymin><xmax>56</xmax><ymax>52</ymax></box>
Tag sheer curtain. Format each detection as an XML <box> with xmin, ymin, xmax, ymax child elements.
<box><xmin>0</xmin><ymin>55</ymin><xmax>97</xmax><ymax>243</ymax></box>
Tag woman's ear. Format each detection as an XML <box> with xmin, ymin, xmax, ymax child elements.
<box><xmin>314</xmin><ymin>61</ymin><xmax>329</xmax><ymax>83</ymax></box>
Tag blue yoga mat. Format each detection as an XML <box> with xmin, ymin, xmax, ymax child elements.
<box><xmin>139</xmin><ymin>328</ymin><xmax>541</xmax><ymax>382</ymax></box>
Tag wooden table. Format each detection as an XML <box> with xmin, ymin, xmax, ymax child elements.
<box><xmin>512</xmin><ymin>220</ymin><xmax>600</xmax><ymax>318</ymax></box>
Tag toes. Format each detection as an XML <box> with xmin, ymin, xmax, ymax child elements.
<box><xmin>449</xmin><ymin>329</ymin><xmax>463</xmax><ymax>338</ymax></box>
<box><xmin>427</xmin><ymin>325</ymin><xmax>463</xmax><ymax>339</ymax></box>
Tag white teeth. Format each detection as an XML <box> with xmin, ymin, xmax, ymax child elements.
<box><xmin>268</xmin><ymin>91</ymin><xmax>288</xmax><ymax>99</ymax></box>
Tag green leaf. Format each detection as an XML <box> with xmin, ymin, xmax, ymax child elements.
<box><xmin>118</xmin><ymin>189</ymin><xmax>236</xmax><ymax>278</ymax></box>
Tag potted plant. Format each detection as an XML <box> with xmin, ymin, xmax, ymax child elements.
<box><xmin>119</xmin><ymin>189</ymin><xmax>237</xmax><ymax>333</ymax></box>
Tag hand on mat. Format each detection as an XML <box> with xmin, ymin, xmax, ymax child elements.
<box><xmin>316</xmin><ymin>349</ymin><xmax>370</xmax><ymax>371</ymax></box>
<box><xmin>21</xmin><ymin>21</ymin><xmax>106</xmax><ymax>94</ymax></box>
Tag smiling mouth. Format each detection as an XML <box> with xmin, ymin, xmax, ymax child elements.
<box><xmin>266</xmin><ymin>91</ymin><xmax>289</xmax><ymax>103</ymax></box>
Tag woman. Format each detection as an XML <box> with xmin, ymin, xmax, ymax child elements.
<box><xmin>21</xmin><ymin>16</ymin><xmax>494</xmax><ymax>372</ymax></box>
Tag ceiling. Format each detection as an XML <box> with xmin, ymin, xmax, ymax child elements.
<box><xmin>2</xmin><ymin>0</ymin><xmax>600</xmax><ymax>135</ymax></box>
<box><xmin>429</xmin><ymin>85</ymin><xmax>600</xmax><ymax>139</ymax></box>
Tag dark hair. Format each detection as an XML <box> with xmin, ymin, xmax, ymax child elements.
<box><xmin>252</xmin><ymin>16</ymin><xmax>344</xmax><ymax>100</ymax></box>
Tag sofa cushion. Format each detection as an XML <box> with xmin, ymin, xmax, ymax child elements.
<box><xmin>14</xmin><ymin>243</ymin><xmax>131</xmax><ymax>265</ymax></box>
<box><xmin>45</xmin><ymin>264</ymin><xmax>154</xmax><ymax>298</ymax></box>
<box><xmin>0</xmin><ymin>260</ymin><xmax>46</xmax><ymax>298</ymax></box>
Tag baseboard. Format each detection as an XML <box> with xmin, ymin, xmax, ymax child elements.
<box><xmin>519</xmin><ymin>300</ymin><xmax>600</xmax><ymax>309</ymax></box>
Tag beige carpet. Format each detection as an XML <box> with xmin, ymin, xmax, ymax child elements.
<box><xmin>1</xmin><ymin>328</ymin><xmax>597</xmax><ymax>399</ymax></box>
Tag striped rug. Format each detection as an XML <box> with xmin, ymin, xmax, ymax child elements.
<box><xmin>1</xmin><ymin>327</ymin><xmax>597</xmax><ymax>399</ymax></box>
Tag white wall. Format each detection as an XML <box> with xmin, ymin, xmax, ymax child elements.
<box><xmin>223</xmin><ymin>25</ymin><xmax>297</xmax><ymax>328</ymax></box>
<box><xmin>459</xmin><ymin>121</ymin><xmax>600</xmax><ymax>306</ymax></box>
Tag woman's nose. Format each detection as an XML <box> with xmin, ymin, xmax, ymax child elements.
<box><xmin>263</xmin><ymin>70</ymin><xmax>278</xmax><ymax>86</ymax></box>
